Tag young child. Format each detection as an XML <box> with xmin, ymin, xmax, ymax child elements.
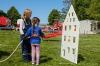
<box><xmin>25</xmin><ymin>17</ymin><xmax>44</xmax><ymax>65</ymax></box>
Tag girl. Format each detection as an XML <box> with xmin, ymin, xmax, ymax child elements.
<box><xmin>25</xmin><ymin>17</ymin><xmax>44</xmax><ymax>65</ymax></box>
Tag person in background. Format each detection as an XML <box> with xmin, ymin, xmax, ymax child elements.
<box><xmin>18</xmin><ymin>9</ymin><xmax>32</xmax><ymax>62</ymax></box>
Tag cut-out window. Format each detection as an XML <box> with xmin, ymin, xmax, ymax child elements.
<box><xmin>73</xmin><ymin>37</ymin><xmax>76</xmax><ymax>43</ymax></box>
<box><xmin>69</xmin><ymin>13</ymin><xmax>70</xmax><ymax>17</ymax></box>
<box><xmin>68</xmin><ymin>47</ymin><xmax>70</xmax><ymax>53</ymax></box>
<box><xmin>72</xmin><ymin>48</ymin><xmax>76</xmax><ymax>54</ymax></box>
<box><xmin>65</xmin><ymin>25</ymin><xmax>67</xmax><ymax>31</ymax></box>
<box><xmin>64</xmin><ymin>36</ymin><xmax>66</xmax><ymax>41</ymax></box>
<box><xmin>63</xmin><ymin>49</ymin><xmax>65</xmax><ymax>56</ymax></box>
<box><xmin>73</xmin><ymin>18</ymin><xmax>75</xmax><ymax>22</ymax></box>
<box><xmin>72</xmin><ymin>12</ymin><xmax>74</xmax><ymax>16</ymax></box>
<box><xmin>69</xmin><ymin>25</ymin><xmax>71</xmax><ymax>30</ymax></box>
<box><xmin>74</xmin><ymin>25</ymin><xmax>76</xmax><ymax>31</ymax></box>
<box><xmin>70</xmin><ymin>18</ymin><xmax>71</xmax><ymax>22</ymax></box>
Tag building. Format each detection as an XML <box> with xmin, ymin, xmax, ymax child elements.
<box><xmin>80</xmin><ymin>20</ymin><xmax>100</xmax><ymax>34</ymax></box>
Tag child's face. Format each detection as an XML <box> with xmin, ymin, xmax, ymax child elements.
<box><xmin>32</xmin><ymin>19</ymin><xmax>38</xmax><ymax>26</ymax></box>
<box><xmin>25</xmin><ymin>12</ymin><xmax>32</xmax><ymax>18</ymax></box>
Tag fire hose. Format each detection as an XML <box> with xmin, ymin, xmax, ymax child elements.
<box><xmin>0</xmin><ymin>40</ymin><xmax>23</xmax><ymax>63</ymax></box>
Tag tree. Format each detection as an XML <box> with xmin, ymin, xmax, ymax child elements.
<box><xmin>0</xmin><ymin>10</ymin><xmax>8</xmax><ymax>17</ymax></box>
<box><xmin>86</xmin><ymin>0</ymin><xmax>100</xmax><ymax>21</ymax></box>
<box><xmin>61</xmin><ymin>0</ymin><xmax>71</xmax><ymax>21</ymax></box>
<box><xmin>48</xmin><ymin>9</ymin><xmax>61</xmax><ymax>25</ymax></box>
<box><xmin>62</xmin><ymin>0</ymin><xmax>91</xmax><ymax>20</ymax></box>
<box><xmin>62</xmin><ymin>0</ymin><xmax>71</xmax><ymax>16</ymax></box>
<box><xmin>72</xmin><ymin>0</ymin><xmax>91</xmax><ymax>20</ymax></box>
<box><xmin>7</xmin><ymin>6</ymin><xmax>21</xmax><ymax>26</ymax></box>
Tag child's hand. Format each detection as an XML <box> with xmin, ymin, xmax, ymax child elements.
<box><xmin>27</xmin><ymin>36</ymin><xmax>30</xmax><ymax>38</ymax></box>
<box><xmin>32</xmin><ymin>34</ymin><xmax>38</xmax><ymax>37</ymax></box>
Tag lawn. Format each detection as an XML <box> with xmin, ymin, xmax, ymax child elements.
<box><xmin>0</xmin><ymin>30</ymin><xmax>100</xmax><ymax>66</ymax></box>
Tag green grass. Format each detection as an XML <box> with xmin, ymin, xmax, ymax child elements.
<box><xmin>0</xmin><ymin>30</ymin><xmax>100</xmax><ymax>66</ymax></box>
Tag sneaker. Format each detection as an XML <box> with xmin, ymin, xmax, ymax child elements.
<box><xmin>32</xmin><ymin>63</ymin><xmax>35</xmax><ymax>65</ymax></box>
<box><xmin>36</xmin><ymin>63</ymin><xmax>39</xmax><ymax>65</ymax></box>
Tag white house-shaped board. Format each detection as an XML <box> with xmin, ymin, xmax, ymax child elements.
<box><xmin>61</xmin><ymin>5</ymin><xmax>80</xmax><ymax>64</ymax></box>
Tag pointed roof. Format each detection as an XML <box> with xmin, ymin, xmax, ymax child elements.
<box><xmin>64</xmin><ymin>5</ymin><xmax>79</xmax><ymax>24</ymax></box>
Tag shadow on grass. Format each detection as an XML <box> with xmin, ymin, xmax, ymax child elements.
<box><xmin>40</xmin><ymin>55</ymin><xmax>53</xmax><ymax>64</ymax></box>
<box><xmin>78</xmin><ymin>54</ymin><xmax>85</xmax><ymax>63</ymax></box>
<box><xmin>0</xmin><ymin>51</ymin><xmax>10</xmax><ymax>59</ymax></box>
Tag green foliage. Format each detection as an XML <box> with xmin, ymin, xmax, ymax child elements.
<box><xmin>62</xmin><ymin>0</ymin><xmax>71</xmax><ymax>14</ymax></box>
<box><xmin>86</xmin><ymin>0</ymin><xmax>100</xmax><ymax>21</ymax></box>
<box><xmin>7</xmin><ymin>6</ymin><xmax>21</xmax><ymax>26</ymax></box>
<box><xmin>0</xmin><ymin>10</ymin><xmax>8</xmax><ymax>17</ymax></box>
<box><xmin>62</xmin><ymin>0</ymin><xmax>100</xmax><ymax>21</ymax></box>
<box><xmin>61</xmin><ymin>0</ymin><xmax>71</xmax><ymax>21</ymax></box>
<box><xmin>48</xmin><ymin>9</ymin><xmax>61</xmax><ymax>25</ymax></box>
<box><xmin>72</xmin><ymin>0</ymin><xmax>91</xmax><ymax>20</ymax></box>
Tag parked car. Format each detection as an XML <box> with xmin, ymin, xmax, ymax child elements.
<box><xmin>0</xmin><ymin>25</ymin><xmax>15</xmax><ymax>30</ymax></box>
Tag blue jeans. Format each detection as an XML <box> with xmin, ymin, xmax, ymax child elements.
<box><xmin>20</xmin><ymin>34</ymin><xmax>31</xmax><ymax>62</ymax></box>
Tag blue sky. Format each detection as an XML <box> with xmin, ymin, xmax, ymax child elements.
<box><xmin>0</xmin><ymin>0</ymin><xmax>63</xmax><ymax>24</ymax></box>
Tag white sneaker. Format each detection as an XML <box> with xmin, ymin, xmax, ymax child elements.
<box><xmin>32</xmin><ymin>63</ymin><xmax>35</xmax><ymax>65</ymax></box>
<box><xmin>36</xmin><ymin>63</ymin><xmax>39</xmax><ymax>65</ymax></box>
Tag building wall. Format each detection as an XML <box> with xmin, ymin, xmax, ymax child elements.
<box><xmin>79</xmin><ymin>20</ymin><xmax>97</xmax><ymax>34</ymax></box>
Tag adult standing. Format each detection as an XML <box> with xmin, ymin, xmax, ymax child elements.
<box><xmin>17</xmin><ymin>9</ymin><xmax>32</xmax><ymax>62</ymax></box>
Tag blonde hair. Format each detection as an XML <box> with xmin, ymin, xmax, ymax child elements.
<box><xmin>24</xmin><ymin>9</ymin><xmax>32</xmax><ymax>15</ymax></box>
<box><xmin>21</xmin><ymin>9</ymin><xmax>32</xmax><ymax>19</ymax></box>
